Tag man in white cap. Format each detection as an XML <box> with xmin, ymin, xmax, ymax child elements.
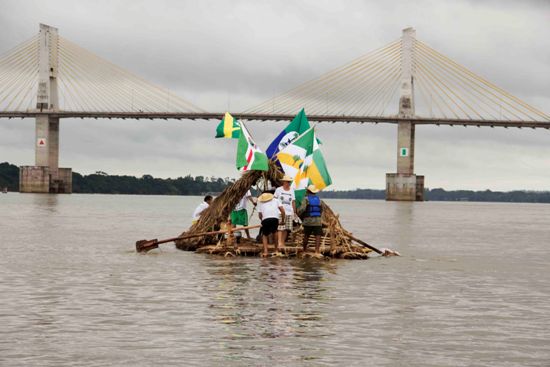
<box><xmin>257</xmin><ymin>192</ymin><xmax>285</xmax><ymax>257</ymax></box>
<box><xmin>274</xmin><ymin>175</ymin><xmax>296</xmax><ymax>252</ymax></box>
<box><xmin>297</xmin><ymin>185</ymin><xmax>323</xmax><ymax>256</ymax></box>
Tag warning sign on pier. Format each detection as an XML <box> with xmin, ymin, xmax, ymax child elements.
<box><xmin>37</xmin><ymin>138</ymin><xmax>47</xmax><ymax>147</ymax></box>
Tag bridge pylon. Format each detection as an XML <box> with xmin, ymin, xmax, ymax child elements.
<box><xmin>20</xmin><ymin>24</ymin><xmax>72</xmax><ymax>193</ymax></box>
<box><xmin>386</xmin><ymin>27</ymin><xmax>424</xmax><ymax>201</ymax></box>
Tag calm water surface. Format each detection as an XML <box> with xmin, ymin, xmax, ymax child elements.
<box><xmin>0</xmin><ymin>194</ymin><xmax>549</xmax><ymax>366</ymax></box>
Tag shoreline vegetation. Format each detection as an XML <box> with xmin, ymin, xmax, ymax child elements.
<box><xmin>1</xmin><ymin>162</ymin><xmax>549</xmax><ymax>203</ymax></box>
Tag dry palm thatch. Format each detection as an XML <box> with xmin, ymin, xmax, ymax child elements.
<box><xmin>175</xmin><ymin>162</ymin><xmax>374</xmax><ymax>259</ymax></box>
<box><xmin>175</xmin><ymin>162</ymin><xmax>283</xmax><ymax>251</ymax></box>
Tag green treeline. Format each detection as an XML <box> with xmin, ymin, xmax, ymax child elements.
<box><xmin>320</xmin><ymin>189</ymin><xmax>385</xmax><ymax>200</ymax></box>
<box><xmin>1</xmin><ymin>162</ymin><xmax>549</xmax><ymax>203</ymax></box>
<box><xmin>320</xmin><ymin>187</ymin><xmax>550</xmax><ymax>203</ymax></box>
<box><xmin>73</xmin><ymin>172</ymin><xmax>233</xmax><ymax>195</ymax></box>
<box><xmin>0</xmin><ymin>162</ymin><xmax>19</xmax><ymax>192</ymax></box>
<box><xmin>1</xmin><ymin>162</ymin><xmax>233</xmax><ymax>195</ymax></box>
<box><xmin>425</xmin><ymin>188</ymin><xmax>550</xmax><ymax>203</ymax></box>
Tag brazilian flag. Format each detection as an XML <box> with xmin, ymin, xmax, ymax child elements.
<box><xmin>215</xmin><ymin>112</ymin><xmax>241</xmax><ymax>139</ymax></box>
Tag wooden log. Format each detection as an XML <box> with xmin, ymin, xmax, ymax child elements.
<box><xmin>193</xmin><ymin>242</ymin><xmax>371</xmax><ymax>259</ymax></box>
<box><xmin>226</xmin><ymin>221</ymin><xmax>235</xmax><ymax>249</ymax></box>
<box><xmin>329</xmin><ymin>224</ymin><xmax>336</xmax><ymax>253</ymax></box>
<box><xmin>344</xmin><ymin>233</ymin><xmax>383</xmax><ymax>254</ymax></box>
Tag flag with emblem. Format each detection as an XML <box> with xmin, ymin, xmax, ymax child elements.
<box><xmin>236</xmin><ymin>121</ymin><xmax>268</xmax><ymax>171</ymax></box>
<box><xmin>276</xmin><ymin>127</ymin><xmax>332</xmax><ymax>204</ymax></box>
<box><xmin>266</xmin><ymin>108</ymin><xmax>312</xmax><ymax>158</ymax></box>
<box><xmin>277</xmin><ymin>128</ymin><xmax>332</xmax><ymax>205</ymax></box>
<box><xmin>215</xmin><ymin>112</ymin><xmax>241</xmax><ymax>138</ymax></box>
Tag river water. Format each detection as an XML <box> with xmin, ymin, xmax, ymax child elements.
<box><xmin>0</xmin><ymin>194</ymin><xmax>548</xmax><ymax>366</ymax></box>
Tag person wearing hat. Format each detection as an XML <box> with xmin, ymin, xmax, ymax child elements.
<box><xmin>274</xmin><ymin>175</ymin><xmax>296</xmax><ymax>251</ymax></box>
<box><xmin>297</xmin><ymin>185</ymin><xmax>323</xmax><ymax>256</ymax></box>
<box><xmin>257</xmin><ymin>192</ymin><xmax>285</xmax><ymax>257</ymax></box>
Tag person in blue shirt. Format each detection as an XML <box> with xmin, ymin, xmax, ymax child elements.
<box><xmin>297</xmin><ymin>185</ymin><xmax>323</xmax><ymax>256</ymax></box>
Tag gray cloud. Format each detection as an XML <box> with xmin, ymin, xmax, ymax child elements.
<box><xmin>0</xmin><ymin>0</ymin><xmax>549</xmax><ymax>190</ymax></box>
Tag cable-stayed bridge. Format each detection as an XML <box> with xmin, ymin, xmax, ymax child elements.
<box><xmin>1</xmin><ymin>24</ymin><xmax>548</xmax><ymax>198</ymax></box>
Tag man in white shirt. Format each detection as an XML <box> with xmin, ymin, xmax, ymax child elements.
<box><xmin>257</xmin><ymin>192</ymin><xmax>285</xmax><ymax>257</ymax></box>
<box><xmin>192</xmin><ymin>195</ymin><xmax>213</xmax><ymax>224</ymax></box>
<box><xmin>230</xmin><ymin>190</ymin><xmax>256</xmax><ymax>239</ymax></box>
<box><xmin>274</xmin><ymin>176</ymin><xmax>296</xmax><ymax>250</ymax></box>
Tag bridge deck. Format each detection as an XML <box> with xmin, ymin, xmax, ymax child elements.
<box><xmin>0</xmin><ymin>111</ymin><xmax>549</xmax><ymax>129</ymax></box>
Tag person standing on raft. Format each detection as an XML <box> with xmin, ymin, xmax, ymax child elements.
<box><xmin>192</xmin><ymin>195</ymin><xmax>213</xmax><ymax>225</ymax></box>
<box><xmin>230</xmin><ymin>190</ymin><xmax>256</xmax><ymax>239</ymax></box>
<box><xmin>297</xmin><ymin>185</ymin><xmax>323</xmax><ymax>256</ymax></box>
<box><xmin>257</xmin><ymin>192</ymin><xmax>285</xmax><ymax>257</ymax></box>
<box><xmin>274</xmin><ymin>175</ymin><xmax>296</xmax><ymax>251</ymax></box>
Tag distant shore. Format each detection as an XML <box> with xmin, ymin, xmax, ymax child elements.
<box><xmin>321</xmin><ymin>188</ymin><xmax>550</xmax><ymax>203</ymax></box>
<box><xmin>1</xmin><ymin>162</ymin><xmax>549</xmax><ymax>203</ymax></box>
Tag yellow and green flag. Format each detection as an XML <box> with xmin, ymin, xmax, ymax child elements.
<box><xmin>215</xmin><ymin>112</ymin><xmax>241</xmax><ymax>139</ymax></box>
<box><xmin>276</xmin><ymin>127</ymin><xmax>332</xmax><ymax>204</ymax></box>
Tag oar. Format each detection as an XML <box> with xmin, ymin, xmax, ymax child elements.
<box><xmin>136</xmin><ymin>224</ymin><xmax>261</xmax><ymax>253</ymax></box>
<box><xmin>345</xmin><ymin>233</ymin><xmax>399</xmax><ymax>256</ymax></box>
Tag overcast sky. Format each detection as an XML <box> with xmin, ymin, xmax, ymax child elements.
<box><xmin>0</xmin><ymin>0</ymin><xmax>549</xmax><ymax>190</ymax></box>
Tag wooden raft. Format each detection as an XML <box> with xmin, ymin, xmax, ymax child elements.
<box><xmin>135</xmin><ymin>162</ymin><xmax>397</xmax><ymax>259</ymax></box>
<box><xmin>174</xmin><ymin>202</ymin><xmax>375</xmax><ymax>259</ymax></box>
<box><xmin>194</xmin><ymin>227</ymin><xmax>372</xmax><ymax>259</ymax></box>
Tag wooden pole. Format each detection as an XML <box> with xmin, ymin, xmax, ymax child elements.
<box><xmin>329</xmin><ymin>225</ymin><xmax>336</xmax><ymax>253</ymax></box>
<box><xmin>136</xmin><ymin>224</ymin><xmax>261</xmax><ymax>253</ymax></box>
<box><xmin>227</xmin><ymin>222</ymin><xmax>235</xmax><ymax>249</ymax></box>
<box><xmin>344</xmin><ymin>233</ymin><xmax>383</xmax><ymax>254</ymax></box>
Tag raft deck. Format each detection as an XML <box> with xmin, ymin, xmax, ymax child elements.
<box><xmin>177</xmin><ymin>228</ymin><xmax>373</xmax><ymax>259</ymax></box>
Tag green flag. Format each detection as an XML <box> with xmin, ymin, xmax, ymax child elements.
<box><xmin>236</xmin><ymin>121</ymin><xmax>268</xmax><ymax>171</ymax></box>
<box><xmin>215</xmin><ymin>112</ymin><xmax>241</xmax><ymax>138</ymax></box>
<box><xmin>276</xmin><ymin>127</ymin><xmax>332</xmax><ymax>205</ymax></box>
<box><xmin>266</xmin><ymin>108</ymin><xmax>313</xmax><ymax>158</ymax></box>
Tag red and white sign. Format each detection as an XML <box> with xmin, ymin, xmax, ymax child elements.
<box><xmin>37</xmin><ymin>138</ymin><xmax>47</xmax><ymax>147</ymax></box>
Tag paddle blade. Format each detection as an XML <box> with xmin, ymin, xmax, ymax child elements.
<box><xmin>136</xmin><ymin>239</ymin><xmax>159</xmax><ymax>253</ymax></box>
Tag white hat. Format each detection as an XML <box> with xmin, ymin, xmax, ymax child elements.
<box><xmin>258</xmin><ymin>193</ymin><xmax>274</xmax><ymax>202</ymax></box>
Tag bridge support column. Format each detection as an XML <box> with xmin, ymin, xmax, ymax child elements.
<box><xmin>20</xmin><ymin>23</ymin><xmax>71</xmax><ymax>194</ymax></box>
<box><xmin>386</xmin><ymin>121</ymin><xmax>424</xmax><ymax>201</ymax></box>
<box><xmin>385</xmin><ymin>27</ymin><xmax>424</xmax><ymax>201</ymax></box>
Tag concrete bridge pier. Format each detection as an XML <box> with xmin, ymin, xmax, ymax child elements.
<box><xmin>19</xmin><ymin>24</ymin><xmax>71</xmax><ymax>193</ymax></box>
<box><xmin>386</xmin><ymin>121</ymin><xmax>424</xmax><ymax>201</ymax></box>
<box><xmin>385</xmin><ymin>27</ymin><xmax>424</xmax><ymax>201</ymax></box>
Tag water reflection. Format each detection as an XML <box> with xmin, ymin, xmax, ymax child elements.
<box><xmin>393</xmin><ymin>201</ymin><xmax>414</xmax><ymax>222</ymax></box>
<box><xmin>205</xmin><ymin>258</ymin><xmax>335</xmax><ymax>332</ymax></box>
<box><xmin>32</xmin><ymin>194</ymin><xmax>59</xmax><ymax>213</ymax></box>
<box><xmin>393</xmin><ymin>201</ymin><xmax>415</xmax><ymax>251</ymax></box>
<box><xmin>201</xmin><ymin>257</ymin><xmax>338</xmax><ymax>364</ymax></box>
